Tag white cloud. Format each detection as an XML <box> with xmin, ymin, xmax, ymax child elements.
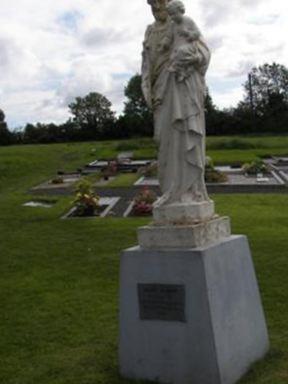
<box><xmin>0</xmin><ymin>0</ymin><xmax>287</xmax><ymax>128</ymax></box>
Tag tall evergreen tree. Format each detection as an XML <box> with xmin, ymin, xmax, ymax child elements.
<box><xmin>123</xmin><ymin>74</ymin><xmax>153</xmax><ymax>137</ymax></box>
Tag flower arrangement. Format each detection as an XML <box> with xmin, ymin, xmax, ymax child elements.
<box><xmin>73</xmin><ymin>178</ymin><xmax>100</xmax><ymax>217</ymax></box>
<box><xmin>242</xmin><ymin>160</ymin><xmax>268</xmax><ymax>176</ymax></box>
<box><xmin>132</xmin><ymin>186</ymin><xmax>157</xmax><ymax>216</ymax></box>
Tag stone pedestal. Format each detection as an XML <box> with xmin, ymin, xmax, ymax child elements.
<box><xmin>138</xmin><ymin>216</ymin><xmax>231</xmax><ymax>249</ymax></box>
<box><xmin>153</xmin><ymin>200</ymin><xmax>215</xmax><ymax>224</ymax></box>
<box><xmin>119</xmin><ymin>236</ymin><xmax>269</xmax><ymax>384</ymax></box>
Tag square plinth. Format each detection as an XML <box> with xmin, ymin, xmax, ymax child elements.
<box><xmin>138</xmin><ymin>216</ymin><xmax>231</xmax><ymax>249</ymax></box>
<box><xmin>119</xmin><ymin>236</ymin><xmax>269</xmax><ymax>384</ymax></box>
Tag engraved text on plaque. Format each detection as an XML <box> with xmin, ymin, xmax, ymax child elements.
<box><xmin>138</xmin><ymin>284</ymin><xmax>186</xmax><ymax>322</ymax></box>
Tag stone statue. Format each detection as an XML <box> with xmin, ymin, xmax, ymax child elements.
<box><xmin>142</xmin><ymin>0</ymin><xmax>213</xmax><ymax>224</ymax></box>
<box><xmin>120</xmin><ymin>8</ymin><xmax>268</xmax><ymax>382</ymax></box>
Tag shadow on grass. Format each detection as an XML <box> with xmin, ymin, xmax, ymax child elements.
<box><xmin>238</xmin><ymin>349</ymin><xmax>285</xmax><ymax>383</ymax></box>
<box><xmin>106</xmin><ymin>371</ymin><xmax>157</xmax><ymax>384</ymax></box>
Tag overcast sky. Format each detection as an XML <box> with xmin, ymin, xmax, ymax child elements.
<box><xmin>0</xmin><ymin>0</ymin><xmax>287</xmax><ymax>129</ymax></box>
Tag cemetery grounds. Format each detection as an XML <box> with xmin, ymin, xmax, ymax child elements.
<box><xmin>0</xmin><ymin>135</ymin><xmax>287</xmax><ymax>384</ymax></box>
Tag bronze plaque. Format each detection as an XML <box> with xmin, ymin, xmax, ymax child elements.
<box><xmin>138</xmin><ymin>284</ymin><xmax>186</xmax><ymax>322</ymax></box>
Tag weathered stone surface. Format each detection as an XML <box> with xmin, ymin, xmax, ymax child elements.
<box><xmin>153</xmin><ymin>200</ymin><xmax>215</xmax><ymax>224</ymax></box>
<box><xmin>119</xmin><ymin>236</ymin><xmax>269</xmax><ymax>384</ymax></box>
<box><xmin>142</xmin><ymin>0</ymin><xmax>212</xmax><ymax>219</ymax></box>
<box><xmin>138</xmin><ymin>216</ymin><xmax>230</xmax><ymax>249</ymax></box>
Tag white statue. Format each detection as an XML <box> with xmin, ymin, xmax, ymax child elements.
<box><xmin>142</xmin><ymin>0</ymin><xmax>212</xmax><ymax>222</ymax></box>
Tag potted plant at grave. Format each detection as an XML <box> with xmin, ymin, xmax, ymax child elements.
<box><xmin>205</xmin><ymin>157</ymin><xmax>228</xmax><ymax>183</ymax></box>
<box><xmin>242</xmin><ymin>160</ymin><xmax>268</xmax><ymax>176</ymax></box>
<box><xmin>73</xmin><ymin>178</ymin><xmax>100</xmax><ymax>217</ymax></box>
<box><xmin>132</xmin><ymin>187</ymin><xmax>157</xmax><ymax>216</ymax></box>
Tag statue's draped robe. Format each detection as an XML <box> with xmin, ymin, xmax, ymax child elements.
<box><xmin>142</xmin><ymin>19</ymin><xmax>211</xmax><ymax>206</ymax></box>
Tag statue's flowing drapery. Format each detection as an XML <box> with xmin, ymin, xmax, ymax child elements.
<box><xmin>142</xmin><ymin>22</ymin><xmax>211</xmax><ymax>206</ymax></box>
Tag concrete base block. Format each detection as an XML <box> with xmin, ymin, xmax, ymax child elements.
<box><xmin>153</xmin><ymin>200</ymin><xmax>215</xmax><ymax>224</ymax></box>
<box><xmin>119</xmin><ymin>236</ymin><xmax>269</xmax><ymax>384</ymax></box>
<box><xmin>138</xmin><ymin>216</ymin><xmax>231</xmax><ymax>249</ymax></box>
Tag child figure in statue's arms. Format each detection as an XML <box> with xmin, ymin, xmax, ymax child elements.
<box><xmin>164</xmin><ymin>0</ymin><xmax>202</xmax><ymax>82</ymax></box>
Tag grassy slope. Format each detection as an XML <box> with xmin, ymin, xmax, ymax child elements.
<box><xmin>1</xmin><ymin>135</ymin><xmax>288</xmax><ymax>191</ymax></box>
<box><xmin>0</xmin><ymin>140</ymin><xmax>287</xmax><ymax>384</ymax></box>
<box><xmin>1</xmin><ymin>134</ymin><xmax>288</xmax><ymax>184</ymax></box>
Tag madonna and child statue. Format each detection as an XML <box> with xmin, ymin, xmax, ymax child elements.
<box><xmin>119</xmin><ymin>2</ymin><xmax>269</xmax><ymax>382</ymax></box>
<box><xmin>142</xmin><ymin>0</ymin><xmax>213</xmax><ymax>223</ymax></box>
<box><xmin>139</xmin><ymin>0</ymin><xmax>231</xmax><ymax>246</ymax></box>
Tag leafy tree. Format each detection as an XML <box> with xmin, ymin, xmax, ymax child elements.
<box><xmin>22</xmin><ymin>122</ymin><xmax>68</xmax><ymax>144</ymax></box>
<box><xmin>204</xmin><ymin>90</ymin><xmax>236</xmax><ymax>135</ymax></box>
<box><xmin>205</xmin><ymin>90</ymin><xmax>217</xmax><ymax>115</ymax></box>
<box><xmin>0</xmin><ymin>109</ymin><xmax>5</xmax><ymax>123</ymax></box>
<box><xmin>69</xmin><ymin>92</ymin><xmax>115</xmax><ymax>139</ymax></box>
<box><xmin>243</xmin><ymin>63</ymin><xmax>288</xmax><ymax>116</ymax></box>
<box><xmin>0</xmin><ymin>109</ymin><xmax>12</xmax><ymax>145</ymax></box>
<box><xmin>22</xmin><ymin>123</ymin><xmax>40</xmax><ymax>143</ymax></box>
<box><xmin>205</xmin><ymin>90</ymin><xmax>220</xmax><ymax>135</ymax></box>
<box><xmin>0</xmin><ymin>124</ymin><xmax>12</xmax><ymax>145</ymax></box>
<box><xmin>233</xmin><ymin>63</ymin><xmax>288</xmax><ymax>133</ymax></box>
<box><xmin>123</xmin><ymin>74</ymin><xmax>153</xmax><ymax>137</ymax></box>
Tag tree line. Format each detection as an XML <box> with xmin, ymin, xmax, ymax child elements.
<box><xmin>1</xmin><ymin>62</ymin><xmax>287</xmax><ymax>146</ymax></box>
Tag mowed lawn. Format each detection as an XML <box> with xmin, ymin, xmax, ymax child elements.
<box><xmin>0</xmin><ymin>139</ymin><xmax>287</xmax><ymax>384</ymax></box>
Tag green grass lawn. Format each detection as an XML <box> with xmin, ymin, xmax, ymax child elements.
<box><xmin>1</xmin><ymin>134</ymin><xmax>288</xmax><ymax>191</ymax></box>
<box><xmin>0</xmin><ymin>140</ymin><xmax>288</xmax><ymax>384</ymax></box>
<box><xmin>1</xmin><ymin>134</ymin><xmax>288</xmax><ymax>186</ymax></box>
<box><xmin>105</xmin><ymin>173</ymin><xmax>140</xmax><ymax>188</ymax></box>
<box><xmin>117</xmin><ymin>135</ymin><xmax>288</xmax><ymax>164</ymax></box>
